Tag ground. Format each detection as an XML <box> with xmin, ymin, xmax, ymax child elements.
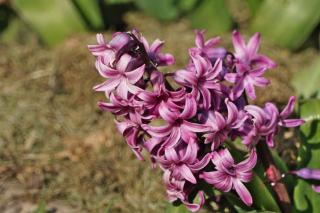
<box><xmin>0</xmin><ymin>12</ymin><xmax>317</xmax><ymax>213</ymax></box>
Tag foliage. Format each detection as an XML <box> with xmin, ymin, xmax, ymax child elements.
<box><xmin>294</xmin><ymin>99</ymin><xmax>320</xmax><ymax>212</ymax></box>
<box><xmin>1</xmin><ymin>0</ymin><xmax>320</xmax><ymax>49</ymax></box>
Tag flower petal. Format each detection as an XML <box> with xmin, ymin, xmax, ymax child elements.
<box><xmin>126</xmin><ymin>64</ymin><xmax>145</xmax><ymax>84</ymax></box>
<box><xmin>232</xmin><ymin>30</ymin><xmax>246</xmax><ymax>58</ymax></box>
<box><xmin>233</xmin><ymin>179</ymin><xmax>253</xmax><ymax>206</ymax></box>
<box><xmin>236</xmin><ymin>149</ymin><xmax>257</xmax><ymax>173</ymax></box>
<box><xmin>179</xmin><ymin>164</ymin><xmax>197</xmax><ymax>184</ymax></box>
<box><xmin>280</xmin><ymin>96</ymin><xmax>296</xmax><ymax>118</ymax></box>
<box><xmin>247</xmin><ymin>32</ymin><xmax>260</xmax><ymax>58</ymax></box>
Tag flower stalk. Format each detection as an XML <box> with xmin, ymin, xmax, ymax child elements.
<box><xmin>257</xmin><ymin>139</ymin><xmax>292</xmax><ymax>212</ymax></box>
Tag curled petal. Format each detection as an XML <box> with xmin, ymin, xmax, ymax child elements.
<box><xmin>174</xmin><ymin>70</ymin><xmax>197</xmax><ymax>86</ymax></box>
<box><xmin>244</xmin><ymin>82</ymin><xmax>256</xmax><ymax>100</ymax></box>
<box><xmin>93</xmin><ymin>78</ymin><xmax>120</xmax><ymax>93</ymax></box>
<box><xmin>212</xmin><ymin>149</ymin><xmax>234</xmax><ymax>169</ymax></box>
<box><xmin>280</xmin><ymin>96</ymin><xmax>296</xmax><ymax>118</ymax></box>
<box><xmin>236</xmin><ymin>149</ymin><xmax>257</xmax><ymax>173</ymax></box>
<box><xmin>181</xmin><ymin>141</ymin><xmax>198</xmax><ymax>164</ymax></box>
<box><xmin>226</xmin><ymin>99</ymin><xmax>238</xmax><ymax>125</ymax></box>
<box><xmin>126</xmin><ymin>64</ymin><xmax>145</xmax><ymax>84</ymax></box>
<box><xmin>195</xmin><ymin>30</ymin><xmax>205</xmax><ymax>48</ymax></box>
<box><xmin>191</xmin><ymin>54</ymin><xmax>207</xmax><ymax>77</ymax></box>
<box><xmin>162</xmin><ymin>128</ymin><xmax>181</xmax><ymax>148</ymax></box>
<box><xmin>224</xmin><ymin>73</ymin><xmax>238</xmax><ymax>83</ymax></box>
<box><xmin>116</xmin><ymin>54</ymin><xmax>131</xmax><ymax>71</ymax></box>
<box><xmin>189</xmin><ymin>153</ymin><xmax>212</xmax><ymax>172</ymax></box>
<box><xmin>253</xmin><ymin>76</ymin><xmax>269</xmax><ymax>87</ymax></box>
<box><xmin>165</xmin><ymin>148</ymin><xmax>179</xmax><ymax>162</ymax></box>
<box><xmin>200</xmin><ymin>88</ymin><xmax>211</xmax><ymax>110</ymax></box>
<box><xmin>279</xmin><ymin>118</ymin><xmax>305</xmax><ymax>127</ymax></box>
<box><xmin>233</xmin><ymin>179</ymin><xmax>253</xmax><ymax>206</ymax></box>
<box><xmin>179</xmin><ymin>164</ymin><xmax>197</xmax><ymax>184</ymax></box>
<box><xmin>95</xmin><ymin>59</ymin><xmax>119</xmax><ymax>78</ymax></box>
<box><xmin>150</xmin><ymin>39</ymin><xmax>164</xmax><ymax>53</ymax></box>
<box><xmin>182</xmin><ymin>191</ymin><xmax>205</xmax><ymax>212</ymax></box>
<box><xmin>109</xmin><ymin>32</ymin><xmax>131</xmax><ymax>50</ymax></box>
<box><xmin>207</xmin><ymin>58</ymin><xmax>222</xmax><ymax>80</ymax></box>
<box><xmin>180</xmin><ymin>95</ymin><xmax>197</xmax><ymax>119</ymax></box>
<box><xmin>182</xmin><ymin>121</ymin><xmax>210</xmax><ymax>132</ymax></box>
<box><xmin>159</xmin><ymin>103</ymin><xmax>178</xmax><ymax>123</ymax></box>
<box><xmin>249</xmin><ymin>67</ymin><xmax>267</xmax><ymax>77</ymax></box>
<box><xmin>142</xmin><ymin>124</ymin><xmax>172</xmax><ymax>138</ymax></box>
<box><xmin>157</xmin><ymin>53</ymin><xmax>175</xmax><ymax>66</ymax></box>
<box><xmin>200</xmin><ymin>171</ymin><xmax>232</xmax><ymax>192</ymax></box>
<box><xmin>252</xmin><ymin>54</ymin><xmax>277</xmax><ymax>69</ymax></box>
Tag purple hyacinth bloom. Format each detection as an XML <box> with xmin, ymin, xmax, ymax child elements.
<box><xmin>200</xmin><ymin>149</ymin><xmax>257</xmax><ymax>206</ymax></box>
<box><xmin>189</xmin><ymin>30</ymin><xmax>226</xmax><ymax>60</ymax></box>
<box><xmin>93</xmin><ymin>54</ymin><xmax>145</xmax><ymax>99</ymax></box>
<box><xmin>143</xmin><ymin>95</ymin><xmax>210</xmax><ymax>148</ymax></box>
<box><xmin>174</xmin><ymin>54</ymin><xmax>223</xmax><ymax>109</ymax></box>
<box><xmin>88</xmin><ymin>32</ymin><xmax>133</xmax><ymax>64</ymax></box>
<box><xmin>203</xmin><ymin>99</ymin><xmax>244</xmax><ymax>150</ymax></box>
<box><xmin>163</xmin><ymin>170</ymin><xmax>205</xmax><ymax>212</ymax></box>
<box><xmin>158</xmin><ymin>140</ymin><xmax>211</xmax><ymax>184</ymax></box>
<box><xmin>89</xmin><ymin>29</ymin><xmax>306</xmax><ymax>211</ymax></box>
<box><xmin>232</xmin><ymin>30</ymin><xmax>276</xmax><ymax>69</ymax></box>
<box><xmin>115</xmin><ymin>119</ymin><xmax>144</xmax><ymax>160</ymax></box>
<box><xmin>98</xmin><ymin>93</ymin><xmax>144</xmax><ymax>121</ymax></box>
<box><xmin>277</xmin><ymin>96</ymin><xmax>305</xmax><ymax>128</ymax></box>
<box><xmin>137</xmin><ymin>72</ymin><xmax>186</xmax><ymax>116</ymax></box>
<box><xmin>244</xmin><ymin>96</ymin><xmax>304</xmax><ymax>147</ymax></box>
<box><xmin>225</xmin><ymin>63</ymin><xmax>269</xmax><ymax>100</ymax></box>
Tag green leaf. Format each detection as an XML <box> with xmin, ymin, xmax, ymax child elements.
<box><xmin>33</xmin><ymin>200</ymin><xmax>46</xmax><ymax>213</ymax></box>
<box><xmin>294</xmin><ymin>99</ymin><xmax>320</xmax><ymax>212</ymax></box>
<box><xmin>165</xmin><ymin>202</ymin><xmax>189</xmax><ymax>213</ymax></box>
<box><xmin>299</xmin><ymin>99</ymin><xmax>320</xmax><ymax>145</ymax></box>
<box><xmin>189</xmin><ymin>0</ymin><xmax>233</xmax><ymax>34</ymax></box>
<box><xmin>292</xmin><ymin>57</ymin><xmax>320</xmax><ymax>98</ymax></box>
<box><xmin>176</xmin><ymin>0</ymin><xmax>198</xmax><ymax>13</ymax></box>
<box><xmin>246</xmin><ymin>174</ymin><xmax>281</xmax><ymax>212</ymax></box>
<box><xmin>135</xmin><ymin>0</ymin><xmax>179</xmax><ymax>21</ymax></box>
<box><xmin>72</xmin><ymin>0</ymin><xmax>104</xmax><ymax>30</ymax></box>
<box><xmin>13</xmin><ymin>0</ymin><xmax>86</xmax><ymax>47</ymax></box>
<box><xmin>245</xmin><ymin>0</ymin><xmax>264</xmax><ymax>16</ymax></box>
<box><xmin>251</xmin><ymin>0</ymin><xmax>320</xmax><ymax>49</ymax></box>
<box><xmin>224</xmin><ymin>192</ymin><xmax>257</xmax><ymax>213</ymax></box>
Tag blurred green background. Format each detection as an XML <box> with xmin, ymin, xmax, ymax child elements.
<box><xmin>1</xmin><ymin>0</ymin><xmax>320</xmax><ymax>212</ymax></box>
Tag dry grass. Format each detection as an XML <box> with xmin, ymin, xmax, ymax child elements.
<box><xmin>0</xmin><ymin>12</ymin><xmax>317</xmax><ymax>213</ymax></box>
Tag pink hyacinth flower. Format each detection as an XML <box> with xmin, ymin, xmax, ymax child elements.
<box><xmin>200</xmin><ymin>149</ymin><xmax>257</xmax><ymax>206</ymax></box>
<box><xmin>158</xmin><ymin>140</ymin><xmax>211</xmax><ymax>184</ymax></box>
<box><xmin>93</xmin><ymin>54</ymin><xmax>145</xmax><ymax>99</ymax></box>
<box><xmin>142</xmin><ymin>95</ymin><xmax>210</xmax><ymax>148</ymax></box>
<box><xmin>174</xmin><ymin>54</ymin><xmax>223</xmax><ymax>109</ymax></box>
<box><xmin>232</xmin><ymin>30</ymin><xmax>276</xmax><ymax>69</ymax></box>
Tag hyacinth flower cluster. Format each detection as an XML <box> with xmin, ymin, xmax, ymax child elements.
<box><xmin>88</xmin><ymin>30</ymin><xmax>305</xmax><ymax>212</ymax></box>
